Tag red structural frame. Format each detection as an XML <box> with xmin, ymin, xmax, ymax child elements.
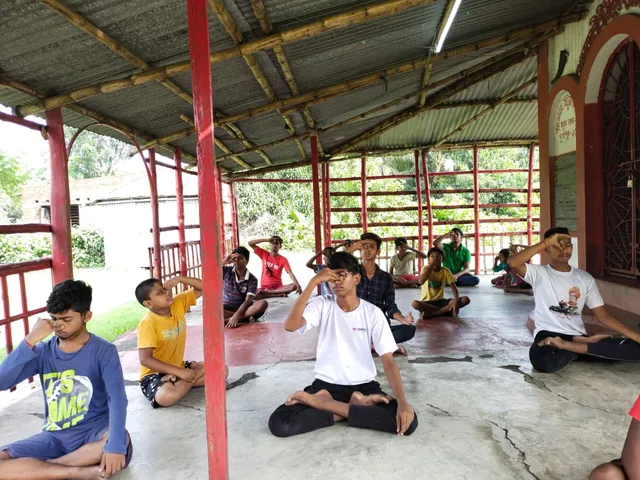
<box><xmin>414</xmin><ymin>150</ymin><xmax>424</xmax><ymax>270</ymax></box>
<box><xmin>174</xmin><ymin>148</ymin><xmax>189</xmax><ymax>279</ymax></box>
<box><xmin>361</xmin><ymin>154</ymin><xmax>368</xmax><ymax>232</ymax></box>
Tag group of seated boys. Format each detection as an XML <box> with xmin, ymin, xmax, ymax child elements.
<box><xmin>2</xmin><ymin>226</ymin><xmax>640</xmax><ymax>479</ymax></box>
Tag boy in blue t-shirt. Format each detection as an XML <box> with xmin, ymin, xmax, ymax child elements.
<box><xmin>0</xmin><ymin>280</ymin><xmax>131</xmax><ymax>479</ymax></box>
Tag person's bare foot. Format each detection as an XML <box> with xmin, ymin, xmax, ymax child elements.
<box><xmin>74</xmin><ymin>465</ymin><xmax>103</xmax><ymax>480</ymax></box>
<box><xmin>350</xmin><ymin>391</ymin><xmax>391</xmax><ymax>406</ymax></box>
<box><xmin>285</xmin><ymin>389</ymin><xmax>330</xmax><ymax>407</ymax></box>
<box><xmin>394</xmin><ymin>345</ymin><xmax>408</xmax><ymax>356</ymax></box>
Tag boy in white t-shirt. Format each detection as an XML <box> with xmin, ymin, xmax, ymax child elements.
<box><xmin>509</xmin><ymin>227</ymin><xmax>640</xmax><ymax>373</ymax></box>
<box><xmin>268</xmin><ymin>252</ymin><xmax>418</xmax><ymax>438</ymax></box>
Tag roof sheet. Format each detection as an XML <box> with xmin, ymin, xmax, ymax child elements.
<box><xmin>0</xmin><ymin>0</ymin><xmax>580</xmax><ymax>173</ymax></box>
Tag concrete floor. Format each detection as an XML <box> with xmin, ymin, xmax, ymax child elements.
<box><xmin>1</xmin><ymin>280</ymin><xmax>637</xmax><ymax>479</ymax></box>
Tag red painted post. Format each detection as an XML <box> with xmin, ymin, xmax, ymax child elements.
<box><xmin>527</xmin><ymin>142</ymin><xmax>534</xmax><ymax>245</ymax></box>
<box><xmin>473</xmin><ymin>144</ymin><xmax>481</xmax><ymax>274</ymax></box>
<box><xmin>148</xmin><ymin>149</ymin><xmax>162</xmax><ymax>279</ymax></box>
<box><xmin>217</xmin><ymin>167</ymin><xmax>226</xmax><ymax>256</ymax></box>
<box><xmin>174</xmin><ymin>148</ymin><xmax>188</xmax><ymax>279</ymax></box>
<box><xmin>229</xmin><ymin>183</ymin><xmax>239</xmax><ymax>249</ymax></box>
<box><xmin>320</xmin><ymin>163</ymin><xmax>328</xmax><ymax>246</ymax></box>
<box><xmin>187</xmin><ymin>0</ymin><xmax>228</xmax><ymax>477</ymax></box>
<box><xmin>311</xmin><ymin>134</ymin><xmax>323</xmax><ymax>294</ymax></box>
<box><xmin>414</xmin><ymin>150</ymin><xmax>423</xmax><ymax>270</ymax></box>
<box><xmin>45</xmin><ymin>108</ymin><xmax>73</xmax><ymax>285</ymax></box>
<box><xmin>361</xmin><ymin>154</ymin><xmax>368</xmax><ymax>232</ymax></box>
<box><xmin>421</xmin><ymin>150</ymin><xmax>434</xmax><ymax>247</ymax></box>
<box><xmin>325</xmin><ymin>162</ymin><xmax>332</xmax><ymax>247</ymax></box>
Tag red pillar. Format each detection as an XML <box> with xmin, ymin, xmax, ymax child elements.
<box><xmin>187</xmin><ymin>0</ymin><xmax>228</xmax><ymax>478</ymax></box>
<box><xmin>174</xmin><ymin>148</ymin><xmax>188</xmax><ymax>278</ymax></box>
<box><xmin>148</xmin><ymin>148</ymin><xmax>162</xmax><ymax>279</ymax></box>
<box><xmin>414</xmin><ymin>150</ymin><xmax>423</xmax><ymax>270</ymax></box>
<box><xmin>421</xmin><ymin>150</ymin><xmax>434</xmax><ymax>247</ymax></box>
<box><xmin>217</xmin><ymin>167</ymin><xmax>226</xmax><ymax>256</ymax></box>
<box><xmin>325</xmin><ymin>162</ymin><xmax>332</xmax><ymax>247</ymax></box>
<box><xmin>473</xmin><ymin>144</ymin><xmax>481</xmax><ymax>274</ymax></box>
<box><xmin>229</xmin><ymin>182</ymin><xmax>239</xmax><ymax>249</ymax></box>
<box><xmin>361</xmin><ymin>154</ymin><xmax>368</xmax><ymax>232</ymax></box>
<box><xmin>311</xmin><ymin>135</ymin><xmax>323</xmax><ymax>294</ymax></box>
<box><xmin>46</xmin><ymin>108</ymin><xmax>73</xmax><ymax>284</ymax></box>
<box><xmin>527</xmin><ymin>142</ymin><xmax>535</xmax><ymax>245</ymax></box>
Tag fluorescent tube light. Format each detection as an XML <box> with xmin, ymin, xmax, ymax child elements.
<box><xmin>434</xmin><ymin>0</ymin><xmax>463</xmax><ymax>53</ymax></box>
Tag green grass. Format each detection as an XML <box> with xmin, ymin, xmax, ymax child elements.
<box><xmin>88</xmin><ymin>301</ymin><xmax>145</xmax><ymax>342</ymax></box>
<box><xmin>0</xmin><ymin>302</ymin><xmax>143</xmax><ymax>364</ymax></box>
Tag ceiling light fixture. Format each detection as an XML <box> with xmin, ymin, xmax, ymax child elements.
<box><xmin>434</xmin><ymin>0</ymin><xmax>463</xmax><ymax>53</ymax></box>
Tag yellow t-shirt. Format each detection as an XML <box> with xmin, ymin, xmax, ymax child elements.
<box><xmin>137</xmin><ymin>290</ymin><xmax>197</xmax><ymax>380</ymax></box>
<box><xmin>420</xmin><ymin>266</ymin><xmax>455</xmax><ymax>301</ymax></box>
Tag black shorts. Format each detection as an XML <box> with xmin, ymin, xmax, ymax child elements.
<box><xmin>304</xmin><ymin>378</ymin><xmax>388</xmax><ymax>402</ymax></box>
<box><xmin>140</xmin><ymin>361</ymin><xmax>193</xmax><ymax>409</ymax></box>
<box><xmin>223</xmin><ymin>304</ymin><xmax>241</xmax><ymax>312</ymax></box>
<box><xmin>425</xmin><ymin>298</ymin><xmax>451</xmax><ymax>308</ymax></box>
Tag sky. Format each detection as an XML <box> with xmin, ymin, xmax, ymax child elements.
<box><xmin>0</xmin><ymin>105</ymin><xmax>49</xmax><ymax>171</ymax></box>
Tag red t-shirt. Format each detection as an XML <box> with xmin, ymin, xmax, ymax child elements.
<box><xmin>629</xmin><ymin>395</ymin><xmax>640</xmax><ymax>421</ymax></box>
<box><xmin>254</xmin><ymin>247</ymin><xmax>291</xmax><ymax>289</ymax></box>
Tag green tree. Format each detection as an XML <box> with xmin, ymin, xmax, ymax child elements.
<box><xmin>64</xmin><ymin>127</ymin><xmax>129</xmax><ymax>179</ymax></box>
<box><xmin>0</xmin><ymin>151</ymin><xmax>28</xmax><ymax>223</ymax></box>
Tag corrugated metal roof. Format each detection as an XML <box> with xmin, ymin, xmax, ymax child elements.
<box><xmin>0</xmin><ymin>0</ymin><xmax>578</xmax><ymax>172</ymax></box>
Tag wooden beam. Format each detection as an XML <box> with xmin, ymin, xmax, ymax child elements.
<box><xmin>330</xmin><ymin>44</ymin><xmax>543</xmax><ymax>155</ymax></box>
<box><xmin>207</xmin><ymin>0</ymin><xmax>243</xmax><ymax>43</ymax></box>
<box><xmin>13</xmin><ymin>0</ymin><xmax>479</xmax><ymax>116</ymax></box>
<box><xmin>431</xmin><ymin>77</ymin><xmax>537</xmax><ymax>148</ymax></box>
<box><xmin>250</xmin><ymin>0</ymin><xmax>272</xmax><ymax>33</ymax></box>
<box><xmin>40</xmin><ymin>0</ymin><xmax>193</xmax><ymax>105</ymax></box>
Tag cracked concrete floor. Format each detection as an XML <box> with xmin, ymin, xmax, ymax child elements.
<box><xmin>1</xmin><ymin>283</ymin><xmax>637</xmax><ymax>479</ymax></box>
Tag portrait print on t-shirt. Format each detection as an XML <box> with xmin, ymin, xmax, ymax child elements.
<box><xmin>549</xmin><ymin>285</ymin><xmax>581</xmax><ymax>316</ymax></box>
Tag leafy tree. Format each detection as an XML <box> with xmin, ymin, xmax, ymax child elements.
<box><xmin>0</xmin><ymin>151</ymin><xmax>28</xmax><ymax>223</ymax></box>
<box><xmin>64</xmin><ymin>126</ymin><xmax>129</xmax><ymax>179</ymax></box>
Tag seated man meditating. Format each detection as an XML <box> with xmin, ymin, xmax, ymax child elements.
<box><xmin>508</xmin><ymin>226</ymin><xmax>640</xmax><ymax>373</ymax></box>
<box><xmin>590</xmin><ymin>394</ymin><xmax>640</xmax><ymax>479</ymax></box>
<box><xmin>434</xmin><ymin>228</ymin><xmax>480</xmax><ymax>286</ymax></box>
<box><xmin>223</xmin><ymin>247</ymin><xmax>268</xmax><ymax>328</ymax></box>
<box><xmin>268</xmin><ymin>252</ymin><xmax>418</xmax><ymax>438</ymax></box>
<box><xmin>0</xmin><ymin>280</ymin><xmax>131</xmax><ymax>480</ymax></box>
<box><xmin>389</xmin><ymin>237</ymin><xmax>427</xmax><ymax>288</ymax></box>
<box><xmin>346</xmin><ymin>233</ymin><xmax>415</xmax><ymax>355</ymax></box>
<box><xmin>412</xmin><ymin>247</ymin><xmax>470</xmax><ymax>319</ymax></box>
<box><xmin>249</xmin><ymin>235</ymin><xmax>302</xmax><ymax>299</ymax></box>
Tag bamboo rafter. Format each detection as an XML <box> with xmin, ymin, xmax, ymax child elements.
<box><xmin>209</xmin><ymin>0</ymin><xmax>306</xmax><ymax>161</ymax></box>
<box><xmin>330</xmin><ymin>43</ymin><xmax>544</xmax><ymax>155</ymax></box>
<box><xmin>431</xmin><ymin>77</ymin><xmax>537</xmax><ymax>148</ymax></box>
<box><xmin>15</xmin><ymin>0</ymin><xmax>438</xmax><ymax>117</ymax></box>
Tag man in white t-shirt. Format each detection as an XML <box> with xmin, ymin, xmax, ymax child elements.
<box><xmin>509</xmin><ymin>227</ymin><xmax>640</xmax><ymax>373</ymax></box>
<box><xmin>268</xmin><ymin>252</ymin><xmax>418</xmax><ymax>438</ymax></box>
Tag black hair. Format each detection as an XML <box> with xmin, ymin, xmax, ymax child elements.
<box><xmin>271</xmin><ymin>235</ymin><xmax>283</xmax><ymax>245</ymax></box>
<box><xmin>499</xmin><ymin>248</ymin><xmax>510</xmax><ymax>258</ymax></box>
<box><xmin>233</xmin><ymin>246</ymin><xmax>250</xmax><ymax>261</ymax></box>
<box><xmin>47</xmin><ymin>280</ymin><xmax>92</xmax><ymax>315</ymax></box>
<box><xmin>544</xmin><ymin>226</ymin><xmax>570</xmax><ymax>239</ymax></box>
<box><xmin>427</xmin><ymin>247</ymin><xmax>445</xmax><ymax>259</ymax></box>
<box><xmin>451</xmin><ymin>228</ymin><xmax>464</xmax><ymax>238</ymax></box>
<box><xmin>360</xmin><ymin>232</ymin><xmax>382</xmax><ymax>250</ymax></box>
<box><xmin>327</xmin><ymin>252</ymin><xmax>360</xmax><ymax>275</ymax></box>
<box><xmin>135</xmin><ymin>278</ymin><xmax>162</xmax><ymax>305</ymax></box>
<box><xmin>322</xmin><ymin>246</ymin><xmax>336</xmax><ymax>257</ymax></box>
<box><xmin>395</xmin><ymin>237</ymin><xmax>408</xmax><ymax>248</ymax></box>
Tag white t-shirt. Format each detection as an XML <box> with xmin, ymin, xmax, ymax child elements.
<box><xmin>525</xmin><ymin>264</ymin><xmax>604</xmax><ymax>338</ymax></box>
<box><xmin>390</xmin><ymin>252</ymin><xmax>416</xmax><ymax>276</ymax></box>
<box><xmin>299</xmin><ymin>296</ymin><xmax>397</xmax><ymax>385</ymax></box>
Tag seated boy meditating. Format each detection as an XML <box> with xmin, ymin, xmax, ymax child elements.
<box><xmin>268</xmin><ymin>252</ymin><xmax>418</xmax><ymax>438</ymax></box>
<box><xmin>411</xmin><ymin>247</ymin><xmax>470</xmax><ymax>319</ymax></box>
<box><xmin>508</xmin><ymin>227</ymin><xmax>640</xmax><ymax>373</ymax></box>
<box><xmin>223</xmin><ymin>247</ymin><xmax>268</xmax><ymax>328</ymax></box>
<box><xmin>389</xmin><ymin>237</ymin><xmax>427</xmax><ymax>288</ymax></box>
<box><xmin>0</xmin><ymin>280</ymin><xmax>131</xmax><ymax>480</ymax></box>
<box><xmin>136</xmin><ymin>275</ymin><xmax>225</xmax><ymax>408</ymax></box>
<box><xmin>249</xmin><ymin>235</ymin><xmax>302</xmax><ymax>299</ymax></box>
<box><xmin>590</xmin><ymin>395</ymin><xmax>640</xmax><ymax>480</ymax></box>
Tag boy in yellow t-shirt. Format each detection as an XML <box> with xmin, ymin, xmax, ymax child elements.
<box><xmin>135</xmin><ymin>275</ymin><xmax>227</xmax><ymax>408</ymax></box>
<box><xmin>411</xmin><ymin>247</ymin><xmax>471</xmax><ymax>319</ymax></box>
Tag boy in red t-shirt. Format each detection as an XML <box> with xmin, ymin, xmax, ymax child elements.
<box><xmin>249</xmin><ymin>235</ymin><xmax>302</xmax><ymax>299</ymax></box>
<box><xmin>590</xmin><ymin>395</ymin><xmax>640</xmax><ymax>479</ymax></box>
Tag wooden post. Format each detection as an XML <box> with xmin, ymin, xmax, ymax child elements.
<box><xmin>217</xmin><ymin>166</ymin><xmax>226</xmax><ymax>255</ymax></box>
<box><xmin>527</xmin><ymin>142</ymin><xmax>534</xmax><ymax>245</ymax></box>
<box><xmin>473</xmin><ymin>144</ymin><xmax>481</xmax><ymax>274</ymax></box>
<box><xmin>361</xmin><ymin>155</ymin><xmax>368</xmax><ymax>232</ymax></box>
<box><xmin>311</xmin><ymin>134</ymin><xmax>322</xmax><ymax>294</ymax></box>
<box><xmin>148</xmin><ymin>149</ymin><xmax>162</xmax><ymax>279</ymax></box>
<box><xmin>174</xmin><ymin>148</ymin><xmax>188</xmax><ymax>278</ymax></box>
<box><xmin>187</xmin><ymin>0</ymin><xmax>228</xmax><ymax>478</ymax></box>
<box><xmin>46</xmin><ymin>108</ymin><xmax>73</xmax><ymax>284</ymax></box>
<box><xmin>421</xmin><ymin>150</ymin><xmax>434</xmax><ymax>247</ymax></box>
<box><xmin>414</xmin><ymin>150</ymin><xmax>424</xmax><ymax>270</ymax></box>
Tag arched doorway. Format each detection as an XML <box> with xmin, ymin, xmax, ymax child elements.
<box><xmin>601</xmin><ymin>40</ymin><xmax>640</xmax><ymax>278</ymax></box>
